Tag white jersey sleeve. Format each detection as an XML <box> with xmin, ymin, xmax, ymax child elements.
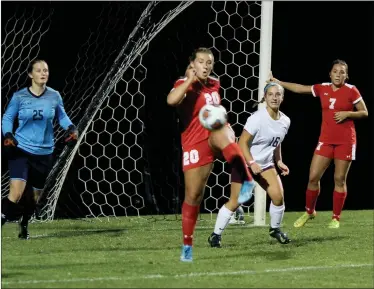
<box><xmin>243</xmin><ymin>112</ymin><xmax>260</xmax><ymax>136</ymax></box>
<box><xmin>284</xmin><ymin>115</ymin><xmax>291</xmax><ymax>135</ymax></box>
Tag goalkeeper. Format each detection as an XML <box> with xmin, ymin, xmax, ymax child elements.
<box><xmin>1</xmin><ymin>59</ymin><xmax>78</xmax><ymax>239</ymax></box>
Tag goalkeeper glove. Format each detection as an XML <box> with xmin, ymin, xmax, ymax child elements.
<box><xmin>64</xmin><ymin>125</ymin><xmax>78</xmax><ymax>144</ymax></box>
<box><xmin>4</xmin><ymin>132</ymin><xmax>18</xmax><ymax>147</ymax></box>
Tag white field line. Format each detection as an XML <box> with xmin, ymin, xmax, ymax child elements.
<box><xmin>2</xmin><ymin>263</ymin><xmax>372</xmax><ymax>285</ymax></box>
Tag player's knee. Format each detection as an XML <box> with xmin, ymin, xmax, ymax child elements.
<box><xmin>9</xmin><ymin>181</ymin><xmax>27</xmax><ymax>202</ymax></box>
<box><xmin>184</xmin><ymin>185</ymin><xmax>204</xmax><ymax>205</ymax></box>
<box><xmin>184</xmin><ymin>193</ymin><xmax>203</xmax><ymax>205</ymax></box>
<box><xmin>184</xmin><ymin>165</ymin><xmax>211</xmax><ymax>205</ymax></box>
<box><xmin>333</xmin><ymin>174</ymin><xmax>346</xmax><ymax>188</ymax></box>
<box><xmin>308</xmin><ymin>172</ymin><xmax>321</xmax><ymax>186</ymax></box>
<box><xmin>271</xmin><ymin>196</ymin><xmax>284</xmax><ymax>206</ymax></box>
<box><xmin>268</xmin><ymin>188</ymin><xmax>284</xmax><ymax>206</ymax></box>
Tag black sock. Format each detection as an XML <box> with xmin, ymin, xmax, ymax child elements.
<box><xmin>18</xmin><ymin>189</ymin><xmax>36</xmax><ymax>227</ymax></box>
<box><xmin>1</xmin><ymin>197</ymin><xmax>20</xmax><ymax>224</ymax></box>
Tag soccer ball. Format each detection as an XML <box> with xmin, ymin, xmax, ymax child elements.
<box><xmin>198</xmin><ymin>104</ymin><xmax>227</xmax><ymax>131</ymax></box>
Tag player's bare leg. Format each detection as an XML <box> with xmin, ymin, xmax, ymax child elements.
<box><xmin>259</xmin><ymin>168</ymin><xmax>290</xmax><ymax>244</ymax></box>
<box><xmin>294</xmin><ymin>154</ymin><xmax>332</xmax><ymax>228</ymax></box>
<box><xmin>1</xmin><ymin>180</ymin><xmax>26</xmax><ymax>226</ymax></box>
<box><xmin>329</xmin><ymin>159</ymin><xmax>351</xmax><ymax>228</ymax></box>
<box><xmin>209</xmin><ymin>125</ymin><xmax>254</xmax><ymax>203</ymax></box>
<box><xmin>181</xmin><ymin>163</ymin><xmax>213</xmax><ymax>262</ymax></box>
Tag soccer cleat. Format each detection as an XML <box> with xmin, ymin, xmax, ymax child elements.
<box><xmin>269</xmin><ymin>227</ymin><xmax>290</xmax><ymax>244</ymax></box>
<box><xmin>180</xmin><ymin>245</ymin><xmax>193</xmax><ymax>262</ymax></box>
<box><xmin>229</xmin><ymin>206</ymin><xmax>246</xmax><ymax>225</ymax></box>
<box><xmin>293</xmin><ymin>211</ymin><xmax>316</xmax><ymax>228</ymax></box>
<box><xmin>328</xmin><ymin>218</ymin><xmax>340</xmax><ymax>229</ymax></box>
<box><xmin>18</xmin><ymin>216</ymin><xmax>30</xmax><ymax>240</ymax></box>
<box><xmin>229</xmin><ymin>214</ymin><xmax>245</xmax><ymax>225</ymax></box>
<box><xmin>208</xmin><ymin>233</ymin><xmax>222</xmax><ymax>248</ymax></box>
<box><xmin>238</xmin><ymin>180</ymin><xmax>255</xmax><ymax>204</ymax></box>
<box><xmin>18</xmin><ymin>224</ymin><xmax>30</xmax><ymax>240</ymax></box>
<box><xmin>228</xmin><ymin>214</ymin><xmax>237</xmax><ymax>224</ymax></box>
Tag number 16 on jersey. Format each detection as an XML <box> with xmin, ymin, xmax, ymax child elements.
<box><xmin>269</xmin><ymin>137</ymin><xmax>280</xmax><ymax>147</ymax></box>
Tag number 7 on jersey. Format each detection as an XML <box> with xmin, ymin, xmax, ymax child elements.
<box><xmin>329</xmin><ymin>98</ymin><xmax>336</xmax><ymax>109</ymax></box>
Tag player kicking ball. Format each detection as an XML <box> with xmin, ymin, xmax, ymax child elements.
<box><xmin>167</xmin><ymin>48</ymin><xmax>255</xmax><ymax>262</ymax></box>
<box><xmin>208</xmin><ymin>82</ymin><xmax>291</xmax><ymax>247</ymax></box>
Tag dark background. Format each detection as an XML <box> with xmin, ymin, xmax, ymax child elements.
<box><xmin>1</xmin><ymin>1</ymin><xmax>373</xmax><ymax>218</ymax></box>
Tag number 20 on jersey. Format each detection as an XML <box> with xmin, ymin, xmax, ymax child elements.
<box><xmin>204</xmin><ymin>92</ymin><xmax>220</xmax><ymax>105</ymax></box>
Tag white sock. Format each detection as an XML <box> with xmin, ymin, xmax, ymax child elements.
<box><xmin>213</xmin><ymin>205</ymin><xmax>234</xmax><ymax>235</ymax></box>
<box><xmin>269</xmin><ymin>202</ymin><xmax>285</xmax><ymax>229</ymax></box>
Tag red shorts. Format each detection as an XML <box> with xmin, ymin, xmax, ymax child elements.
<box><xmin>182</xmin><ymin>139</ymin><xmax>217</xmax><ymax>171</ymax></box>
<box><xmin>314</xmin><ymin>142</ymin><xmax>356</xmax><ymax>161</ymax></box>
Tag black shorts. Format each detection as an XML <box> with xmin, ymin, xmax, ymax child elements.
<box><xmin>8</xmin><ymin>147</ymin><xmax>54</xmax><ymax>190</ymax></box>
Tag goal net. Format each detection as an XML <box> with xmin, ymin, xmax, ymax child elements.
<box><xmin>1</xmin><ymin>1</ymin><xmax>272</xmax><ymax>224</ymax></box>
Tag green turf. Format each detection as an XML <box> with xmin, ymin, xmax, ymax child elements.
<box><xmin>1</xmin><ymin>210</ymin><xmax>373</xmax><ymax>288</ymax></box>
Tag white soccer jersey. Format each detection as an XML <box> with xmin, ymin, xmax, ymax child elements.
<box><xmin>243</xmin><ymin>107</ymin><xmax>291</xmax><ymax>169</ymax></box>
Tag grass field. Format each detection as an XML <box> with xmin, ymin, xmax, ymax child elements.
<box><xmin>1</xmin><ymin>210</ymin><xmax>373</xmax><ymax>288</ymax></box>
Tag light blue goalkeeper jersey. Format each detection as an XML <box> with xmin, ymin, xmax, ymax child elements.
<box><xmin>2</xmin><ymin>87</ymin><xmax>73</xmax><ymax>155</ymax></box>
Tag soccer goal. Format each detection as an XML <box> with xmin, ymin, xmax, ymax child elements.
<box><xmin>1</xmin><ymin>1</ymin><xmax>273</xmax><ymax>225</ymax></box>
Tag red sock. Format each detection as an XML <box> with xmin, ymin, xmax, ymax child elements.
<box><xmin>222</xmin><ymin>143</ymin><xmax>253</xmax><ymax>182</ymax></box>
<box><xmin>305</xmin><ymin>189</ymin><xmax>319</xmax><ymax>214</ymax></box>
<box><xmin>332</xmin><ymin>191</ymin><xmax>347</xmax><ymax>221</ymax></box>
<box><xmin>182</xmin><ymin>202</ymin><xmax>200</xmax><ymax>246</ymax></box>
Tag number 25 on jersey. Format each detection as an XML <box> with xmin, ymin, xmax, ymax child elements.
<box><xmin>204</xmin><ymin>92</ymin><xmax>220</xmax><ymax>105</ymax></box>
<box><xmin>33</xmin><ymin>109</ymin><xmax>44</xmax><ymax>120</ymax></box>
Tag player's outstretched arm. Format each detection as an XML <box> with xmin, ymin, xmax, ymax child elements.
<box><xmin>267</xmin><ymin>71</ymin><xmax>312</xmax><ymax>95</ymax></box>
<box><xmin>167</xmin><ymin>66</ymin><xmax>196</xmax><ymax>107</ymax></box>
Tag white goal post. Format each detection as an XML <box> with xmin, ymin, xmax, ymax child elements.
<box><xmin>254</xmin><ymin>1</ymin><xmax>274</xmax><ymax>226</ymax></box>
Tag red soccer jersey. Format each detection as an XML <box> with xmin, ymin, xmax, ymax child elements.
<box><xmin>172</xmin><ymin>76</ymin><xmax>221</xmax><ymax>147</ymax></box>
<box><xmin>311</xmin><ymin>83</ymin><xmax>362</xmax><ymax>144</ymax></box>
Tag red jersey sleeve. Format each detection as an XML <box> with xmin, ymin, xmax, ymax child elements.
<box><xmin>350</xmin><ymin>86</ymin><xmax>363</xmax><ymax>105</ymax></box>
<box><xmin>171</xmin><ymin>77</ymin><xmax>187</xmax><ymax>91</ymax></box>
<box><xmin>311</xmin><ymin>84</ymin><xmax>323</xmax><ymax>97</ymax></box>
